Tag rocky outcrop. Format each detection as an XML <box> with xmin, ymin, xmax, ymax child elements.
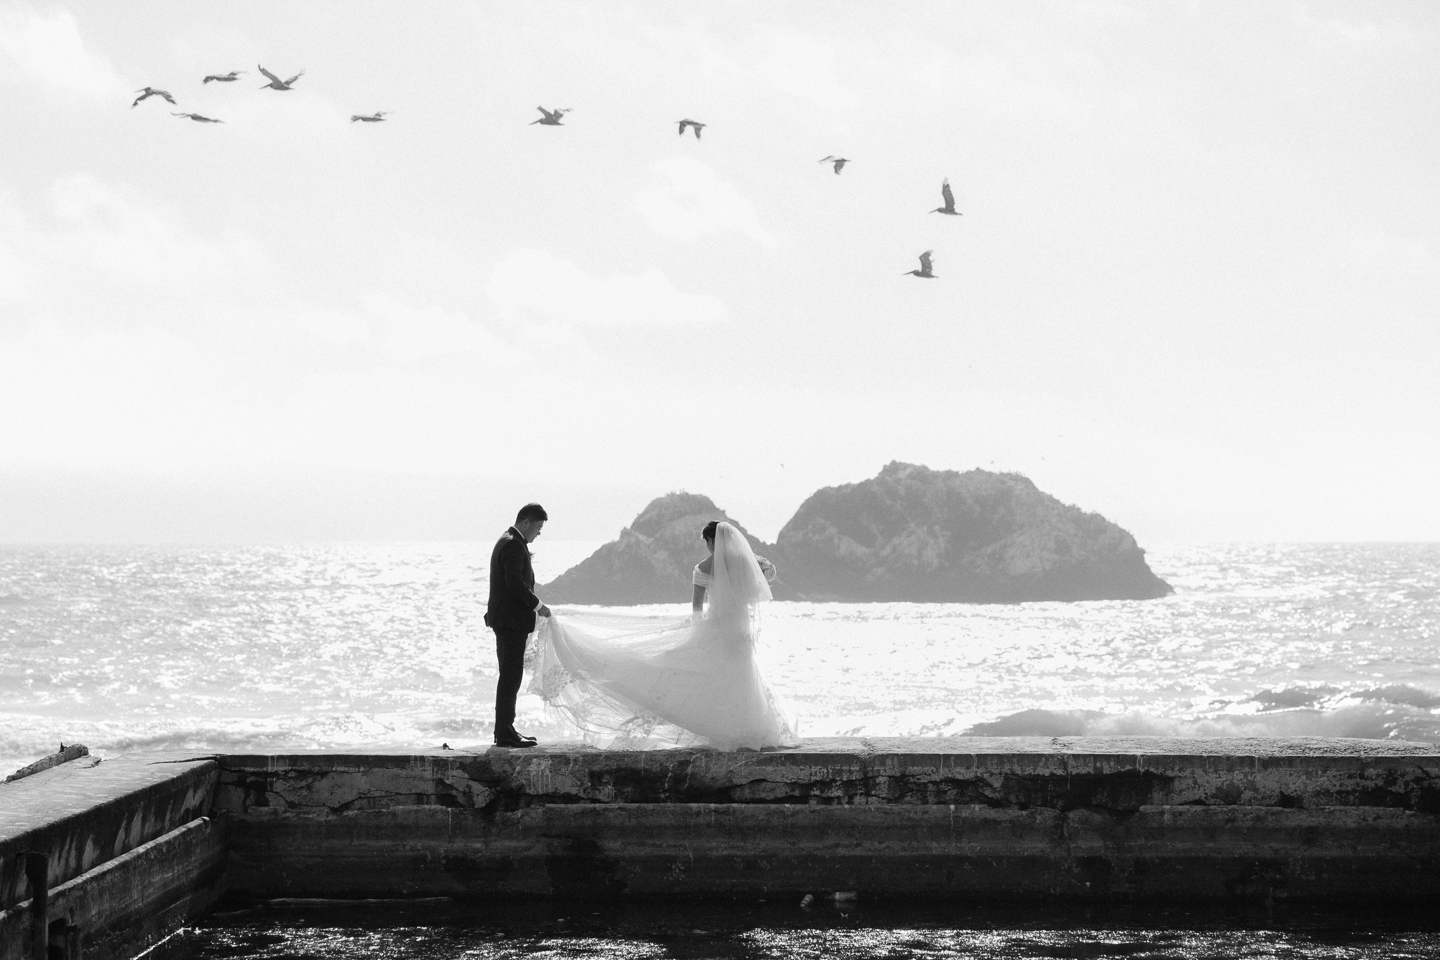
<box><xmin>771</xmin><ymin>462</ymin><xmax>1172</xmax><ymax>601</ymax></box>
<box><xmin>542</xmin><ymin>492</ymin><xmax>789</xmax><ymax>604</ymax></box>
<box><xmin>544</xmin><ymin>463</ymin><xmax>1171</xmax><ymax>604</ymax></box>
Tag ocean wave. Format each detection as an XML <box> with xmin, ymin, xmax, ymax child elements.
<box><xmin>6</xmin><ymin>700</ymin><xmax>1439</xmax><ymax>778</ymax></box>
<box><xmin>1246</xmin><ymin>683</ymin><xmax>1440</xmax><ymax>712</ymax></box>
<box><xmin>964</xmin><ymin>701</ymin><xmax>1440</xmax><ymax>743</ymax></box>
<box><xmin>0</xmin><ymin>711</ymin><xmax>505</xmax><ymax>778</ymax></box>
<box><xmin>1353</xmin><ymin>684</ymin><xmax>1440</xmax><ymax>709</ymax></box>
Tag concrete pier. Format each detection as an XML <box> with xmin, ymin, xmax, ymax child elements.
<box><xmin>4</xmin><ymin>736</ymin><xmax>1440</xmax><ymax>959</ymax></box>
<box><xmin>216</xmin><ymin>737</ymin><xmax>1440</xmax><ymax>903</ymax></box>
<box><xmin>0</xmin><ymin>755</ymin><xmax>223</xmax><ymax>960</ymax></box>
<box><xmin>0</xmin><ymin>755</ymin><xmax>217</xmax><ymax>908</ymax></box>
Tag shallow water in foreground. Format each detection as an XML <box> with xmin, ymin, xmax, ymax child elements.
<box><xmin>183</xmin><ymin>900</ymin><xmax>1440</xmax><ymax>959</ymax></box>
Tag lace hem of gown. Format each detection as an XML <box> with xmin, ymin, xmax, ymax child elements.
<box><xmin>526</xmin><ymin>610</ymin><xmax>799</xmax><ymax>751</ymax></box>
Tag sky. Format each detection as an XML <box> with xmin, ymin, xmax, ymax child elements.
<box><xmin>0</xmin><ymin>0</ymin><xmax>1436</xmax><ymax>545</ymax></box>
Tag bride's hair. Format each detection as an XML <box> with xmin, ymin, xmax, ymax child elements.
<box><xmin>701</xmin><ymin>521</ymin><xmax>719</xmax><ymax>543</ymax></box>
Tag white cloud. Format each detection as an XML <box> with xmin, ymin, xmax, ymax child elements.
<box><xmin>0</xmin><ymin>282</ymin><xmax>535</xmax><ymax>476</ymax></box>
<box><xmin>486</xmin><ymin>248</ymin><xmax>727</xmax><ymax>328</ymax></box>
<box><xmin>755</xmin><ymin>32</ymin><xmax>857</xmax><ymax>114</ymax></box>
<box><xmin>40</xmin><ymin>175</ymin><xmax>269</xmax><ymax>290</ymax></box>
<box><xmin>0</xmin><ymin>4</ymin><xmax>125</xmax><ymax>100</ymax></box>
<box><xmin>0</xmin><ymin>246</ymin><xmax>20</xmax><ymax>299</ymax></box>
<box><xmin>633</xmin><ymin>158</ymin><xmax>778</xmax><ymax>247</ymax></box>
<box><xmin>669</xmin><ymin>23</ymin><xmax>857</xmax><ymax>116</ymax></box>
<box><xmin>0</xmin><ymin>175</ymin><xmax>269</xmax><ymax>314</ymax></box>
<box><xmin>241</xmin><ymin>304</ymin><xmax>370</xmax><ymax>351</ymax></box>
<box><xmin>360</xmin><ymin>295</ymin><xmax>524</xmax><ymax>367</ymax></box>
<box><xmin>1350</xmin><ymin>228</ymin><xmax>1440</xmax><ymax>279</ymax></box>
<box><xmin>0</xmin><ymin>197</ymin><xmax>25</xmax><ymax>300</ymax></box>
<box><xmin>1290</xmin><ymin>6</ymin><xmax>1424</xmax><ymax>54</ymax></box>
<box><xmin>0</xmin><ymin>321</ymin><xmax>211</xmax><ymax>472</ymax></box>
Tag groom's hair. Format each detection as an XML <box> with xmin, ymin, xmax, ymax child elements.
<box><xmin>516</xmin><ymin>503</ymin><xmax>548</xmax><ymax>523</ymax></box>
<box><xmin>701</xmin><ymin>521</ymin><xmax>719</xmax><ymax>542</ymax></box>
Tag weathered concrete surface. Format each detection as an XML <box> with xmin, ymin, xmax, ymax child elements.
<box><xmin>217</xmin><ymin>737</ymin><xmax>1440</xmax><ymax>903</ymax></box>
<box><xmin>0</xmin><ymin>818</ymin><xmax>225</xmax><ymax>960</ymax></box>
<box><xmin>5</xmin><ymin>745</ymin><xmax>90</xmax><ymax>784</ymax></box>
<box><xmin>224</xmin><ymin>800</ymin><xmax>1440</xmax><ymax>902</ymax></box>
<box><xmin>0</xmin><ymin>755</ymin><xmax>217</xmax><ymax>910</ymax></box>
<box><xmin>216</xmin><ymin>737</ymin><xmax>1440</xmax><ymax>812</ymax></box>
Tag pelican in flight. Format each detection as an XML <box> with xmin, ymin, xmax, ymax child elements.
<box><xmin>905</xmin><ymin>250</ymin><xmax>936</xmax><ymax>278</ymax></box>
<box><xmin>931</xmin><ymin>178</ymin><xmax>961</xmax><ymax>216</ymax></box>
<box><xmin>350</xmin><ymin>111</ymin><xmax>389</xmax><ymax>123</ymax></box>
<box><xmin>172</xmin><ymin>112</ymin><xmax>223</xmax><ymax>123</ymax></box>
<box><xmin>676</xmin><ymin>119</ymin><xmax>705</xmax><ymax>139</ymax></box>
<box><xmin>819</xmin><ymin>156</ymin><xmax>849</xmax><ymax>174</ymax></box>
<box><xmin>132</xmin><ymin>87</ymin><xmax>175</xmax><ymax>108</ymax></box>
<box><xmin>202</xmin><ymin>70</ymin><xmax>243</xmax><ymax>83</ymax></box>
<box><xmin>257</xmin><ymin>64</ymin><xmax>303</xmax><ymax>91</ymax></box>
<box><xmin>531</xmin><ymin>106</ymin><xmax>571</xmax><ymax>125</ymax></box>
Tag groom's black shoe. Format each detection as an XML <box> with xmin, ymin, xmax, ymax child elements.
<box><xmin>494</xmin><ymin>729</ymin><xmax>537</xmax><ymax>748</ymax></box>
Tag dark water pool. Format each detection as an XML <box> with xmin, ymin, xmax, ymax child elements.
<box><xmin>175</xmin><ymin>899</ymin><xmax>1440</xmax><ymax>959</ymax></box>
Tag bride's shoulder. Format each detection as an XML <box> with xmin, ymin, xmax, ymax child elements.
<box><xmin>692</xmin><ymin>560</ymin><xmax>713</xmax><ymax>588</ymax></box>
<box><xmin>696</xmin><ymin>557</ymin><xmax>714</xmax><ymax>575</ymax></box>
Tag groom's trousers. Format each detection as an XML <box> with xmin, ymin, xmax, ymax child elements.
<box><xmin>493</xmin><ymin>628</ymin><xmax>528</xmax><ymax>734</ymax></box>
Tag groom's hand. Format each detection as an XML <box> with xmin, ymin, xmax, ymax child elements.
<box><xmin>537</xmin><ymin>604</ymin><xmax>552</xmax><ymax>618</ymax></box>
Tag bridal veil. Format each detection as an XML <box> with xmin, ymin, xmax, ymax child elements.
<box><xmin>527</xmin><ymin>521</ymin><xmax>798</xmax><ymax>750</ymax></box>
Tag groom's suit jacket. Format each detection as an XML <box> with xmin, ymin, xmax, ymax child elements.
<box><xmin>486</xmin><ymin>527</ymin><xmax>540</xmax><ymax>635</ymax></box>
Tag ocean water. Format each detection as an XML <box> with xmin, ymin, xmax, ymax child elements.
<box><xmin>181</xmin><ymin>899</ymin><xmax>1440</xmax><ymax>960</ymax></box>
<box><xmin>2</xmin><ymin>541</ymin><xmax>1439</xmax><ymax>773</ymax></box>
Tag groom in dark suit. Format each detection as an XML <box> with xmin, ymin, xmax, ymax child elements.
<box><xmin>485</xmin><ymin>502</ymin><xmax>551</xmax><ymax>748</ymax></box>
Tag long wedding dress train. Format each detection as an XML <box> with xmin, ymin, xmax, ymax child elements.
<box><xmin>526</xmin><ymin>523</ymin><xmax>799</xmax><ymax>750</ymax></box>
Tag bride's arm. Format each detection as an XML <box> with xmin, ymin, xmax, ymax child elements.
<box><xmin>692</xmin><ymin>583</ymin><xmax>706</xmax><ymax>616</ymax></box>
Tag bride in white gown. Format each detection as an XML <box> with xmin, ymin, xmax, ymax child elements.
<box><xmin>527</xmin><ymin>521</ymin><xmax>799</xmax><ymax>750</ymax></box>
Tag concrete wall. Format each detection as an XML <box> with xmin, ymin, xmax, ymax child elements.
<box><xmin>0</xmin><ymin>757</ymin><xmax>217</xmax><ymax>909</ymax></box>
<box><xmin>217</xmin><ymin>736</ymin><xmax>1440</xmax><ymax>904</ymax></box>
<box><xmin>0</xmin><ymin>819</ymin><xmax>225</xmax><ymax>960</ymax></box>
<box><xmin>4</xmin><ymin>735</ymin><xmax>1438</xmax><ymax>960</ymax></box>
<box><xmin>0</xmin><ymin>756</ymin><xmax>221</xmax><ymax>960</ymax></box>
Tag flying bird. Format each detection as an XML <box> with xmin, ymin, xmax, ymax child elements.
<box><xmin>350</xmin><ymin>111</ymin><xmax>389</xmax><ymax>123</ymax></box>
<box><xmin>531</xmin><ymin>106</ymin><xmax>570</xmax><ymax>125</ymax></box>
<box><xmin>172</xmin><ymin>112</ymin><xmax>223</xmax><ymax>123</ymax></box>
<box><xmin>905</xmin><ymin>250</ymin><xmax>936</xmax><ymax>278</ymax></box>
<box><xmin>676</xmin><ymin>119</ymin><xmax>705</xmax><ymax>139</ymax></box>
<box><xmin>931</xmin><ymin>178</ymin><xmax>961</xmax><ymax>215</ymax></box>
<box><xmin>819</xmin><ymin>156</ymin><xmax>849</xmax><ymax>174</ymax></box>
<box><xmin>257</xmin><ymin>64</ymin><xmax>303</xmax><ymax>91</ymax></box>
<box><xmin>132</xmin><ymin>87</ymin><xmax>175</xmax><ymax>108</ymax></box>
<box><xmin>202</xmin><ymin>70</ymin><xmax>244</xmax><ymax>83</ymax></box>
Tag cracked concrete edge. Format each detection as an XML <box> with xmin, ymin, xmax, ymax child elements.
<box><xmin>208</xmin><ymin>754</ymin><xmax>1440</xmax><ymax>821</ymax></box>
